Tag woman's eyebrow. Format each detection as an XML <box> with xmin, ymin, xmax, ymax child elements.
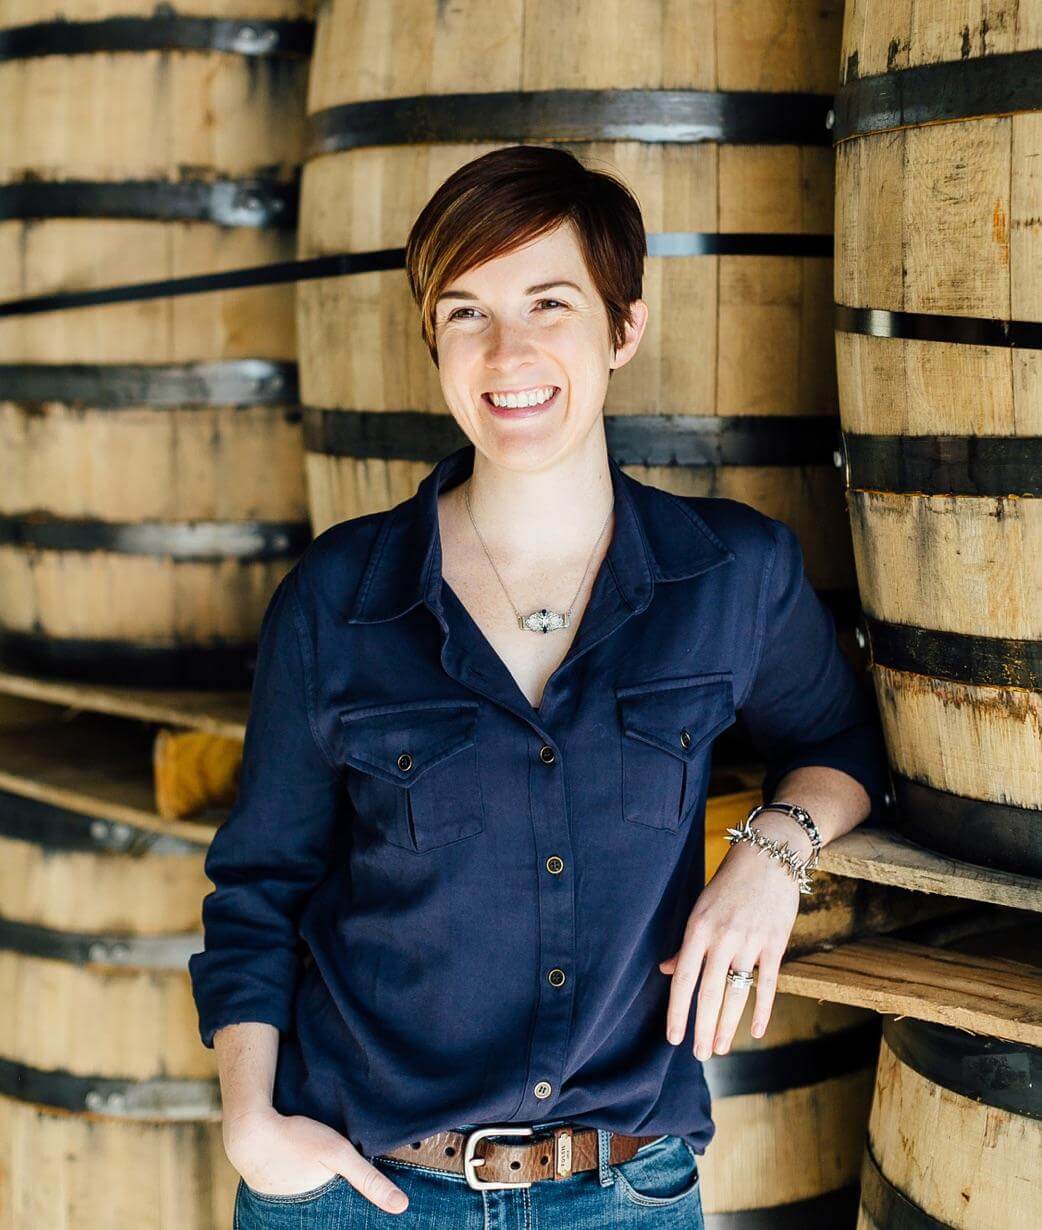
<box><xmin>436</xmin><ymin>279</ymin><xmax>584</xmax><ymax>303</ymax></box>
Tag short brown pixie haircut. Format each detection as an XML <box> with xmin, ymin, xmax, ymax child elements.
<box><xmin>404</xmin><ymin>145</ymin><xmax>647</xmax><ymax>369</ymax></box>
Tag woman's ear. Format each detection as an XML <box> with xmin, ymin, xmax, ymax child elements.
<box><xmin>609</xmin><ymin>299</ymin><xmax>649</xmax><ymax>373</ymax></box>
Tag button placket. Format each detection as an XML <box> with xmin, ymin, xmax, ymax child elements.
<box><xmin>518</xmin><ymin>736</ymin><xmax>574</xmax><ymax>1120</ymax></box>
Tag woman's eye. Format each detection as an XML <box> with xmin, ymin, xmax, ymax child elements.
<box><xmin>445</xmin><ymin>299</ymin><xmax>566</xmax><ymax>323</ymax></box>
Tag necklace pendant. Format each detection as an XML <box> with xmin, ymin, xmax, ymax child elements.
<box><xmin>519</xmin><ymin>608</ymin><xmax>570</xmax><ymax>634</ymax></box>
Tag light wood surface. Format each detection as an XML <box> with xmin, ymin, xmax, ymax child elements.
<box><xmin>778</xmin><ymin>936</ymin><xmax>1042</xmax><ymax>1047</ymax></box>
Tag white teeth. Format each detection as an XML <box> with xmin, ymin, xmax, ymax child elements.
<box><xmin>487</xmin><ymin>386</ymin><xmax>556</xmax><ymax>408</ymax></box>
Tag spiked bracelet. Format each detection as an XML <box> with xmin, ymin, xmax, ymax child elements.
<box><xmin>747</xmin><ymin>801</ymin><xmax>822</xmax><ymax>870</ymax></box>
<box><xmin>723</xmin><ymin>813</ymin><xmax>816</xmax><ymax>895</ymax></box>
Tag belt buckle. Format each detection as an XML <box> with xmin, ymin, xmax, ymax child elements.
<box><xmin>462</xmin><ymin>1126</ymin><xmax>535</xmax><ymax>1191</ymax></box>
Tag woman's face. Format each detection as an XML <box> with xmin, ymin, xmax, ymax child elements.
<box><xmin>432</xmin><ymin>219</ymin><xmax>647</xmax><ymax>467</ymax></box>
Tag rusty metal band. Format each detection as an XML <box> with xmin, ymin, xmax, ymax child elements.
<box><xmin>0</xmin><ymin>359</ymin><xmax>298</xmax><ymax>405</ymax></box>
<box><xmin>703</xmin><ymin>1019</ymin><xmax>879</xmax><ymax>1098</ymax></box>
<box><xmin>882</xmin><ymin>1014</ymin><xmax>1042</xmax><ymax>1120</ymax></box>
<box><xmin>835</xmin><ymin>302</ymin><xmax>1042</xmax><ymax>349</ymax></box>
<box><xmin>0</xmin><ymin>1055</ymin><xmax>221</xmax><ymax>1120</ymax></box>
<box><xmin>702</xmin><ymin>1185</ymin><xmax>860</xmax><ymax>1229</ymax></box>
<box><xmin>858</xmin><ymin>1143</ymin><xmax>950</xmax><ymax>1230</ymax></box>
<box><xmin>302</xmin><ymin>407</ymin><xmax>841</xmax><ymax>468</ymax></box>
<box><xmin>0</xmin><ymin>915</ymin><xmax>202</xmax><ymax>970</ymax></box>
<box><xmin>842</xmin><ymin>431</ymin><xmax>1042</xmax><ymax>496</ymax></box>
<box><xmin>0</xmin><ymin>17</ymin><xmax>313</xmax><ymax>60</ymax></box>
<box><xmin>0</xmin><ymin>516</ymin><xmax>308</xmax><ymax>560</ymax></box>
<box><xmin>306</xmin><ymin>88</ymin><xmax>834</xmax><ymax>157</ymax></box>
<box><xmin>0</xmin><ymin>177</ymin><xmax>299</xmax><ymax>229</ymax></box>
<box><xmin>0</xmin><ymin>628</ymin><xmax>261</xmax><ymax>689</ymax></box>
<box><xmin>0</xmin><ymin>787</ymin><xmax>205</xmax><ymax>855</ymax></box>
<box><xmin>0</xmin><ymin>234</ymin><xmax>828</xmax><ymax>318</ymax></box>
<box><xmin>889</xmin><ymin>774</ymin><xmax>1042</xmax><ymax>881</ymax></box>
<box><xmin>832</xmin><ymin>47</ymin><xmax>1042</xmax><ymax>142</ymax></box>
<box><xmin>862</xmin><ymin>615</ymin><xmax>1041</xmax><ymax>691</ymax></box>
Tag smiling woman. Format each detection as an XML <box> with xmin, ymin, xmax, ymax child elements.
<box><xmin>193</xmin><ymin>138</ymin><xmax>888</xmax><ymax>1230</ymax></box>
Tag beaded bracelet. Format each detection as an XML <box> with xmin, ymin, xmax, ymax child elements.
<box><xmin>723</xmin><ymin>812</ymin><xmax>817</xmax><ymax>895</ymax></box>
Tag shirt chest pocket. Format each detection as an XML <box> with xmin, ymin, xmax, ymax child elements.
<box><xmin>337</xmin><ymin>699</ymin><xmax>486</xmax><ymax>853</ymax></box>
<box><xmin>615</xmin><ymin>672</ymin><xmax>736</xmax><ymax>831</ymax></box>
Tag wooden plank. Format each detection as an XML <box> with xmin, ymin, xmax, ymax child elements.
<box><xmin>777</xmin><ymin>936</ymin><xmax>1042</xmax><ymax>1048</ymax></box>
<box><xmin>818</xmin><ymin>826</ymin><xmax>1042</xmax><ymax>914</ymax></box>
<box><xmin>0</xmin><ymin>718</ymin><xmax>218</xmax><ymax>846</ymax></box>
<box><xmin>0</xmin><ymin>669</ymin><xmax>249</xmax><ymax>739</ymax></box>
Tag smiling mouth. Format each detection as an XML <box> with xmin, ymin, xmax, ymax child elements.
<box><xmin>481</xmin><ymin>387</ymin><xmax>561</xmax><ymax>410</ymax></box>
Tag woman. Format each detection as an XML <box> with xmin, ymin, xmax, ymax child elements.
<box><xmin>189</xmin><ymin>144</ymin><xmax>890</xmax><ymax>1228</ymax></box>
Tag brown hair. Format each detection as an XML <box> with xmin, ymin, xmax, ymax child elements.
<box><xmin>404</xmin><ymin>145</ymin><xmax>646</xmax><ymax>368</ymax></box>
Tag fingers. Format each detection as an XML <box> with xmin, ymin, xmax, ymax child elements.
<box><xmin>338</xmin><ymin>1149</ymin><xmax>409</xmax><ymax>1214</ymax></box>
<box><xmin>709</xmin><ymin>945</ymin><xmax>762</xmax><ymax>1055</ymax></box>
<box><xmin>749</xmin><ymin>945</ymin><xmax>782</xmax><ymax>1039</ymax></box>
<box><xmin>664</xmin><ymin>935</ymin><xmax>706</xmax><ymax>1045</ymax></box>
<box><xmin>691</xmin><ymin>944</ymin><xmax>738</xmax><ymax>1059</ymax></box>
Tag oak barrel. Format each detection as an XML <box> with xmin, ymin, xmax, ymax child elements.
<box><xmin>857</xmin><ymin>911</ymin><xmax>1042</xmax><ymax>1229</ymax></box>
<box><xmin>0</xmin><ymin>726</ymin><xmax>237</xmax><ymax>1228</ymax></box>
<box><xmin>0</xmin><ymin>1</ymin><xmax>315</xmax><ymax>687</ymax></box>
<box><xmin>834</xmin><ymin>2</ymin><xmax>1042</xmax><ymax>874</ymax></box>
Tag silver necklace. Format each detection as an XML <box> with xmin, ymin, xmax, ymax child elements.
<box><xmin>462</xmin><ymin>478</ymin><xmax>614</xmax><ymax>633</ymax></box>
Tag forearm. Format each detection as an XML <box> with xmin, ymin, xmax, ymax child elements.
<box><xmin>213</xmin><ymin>1022</ymin><xmax>280</xmax><ymax>1139</ymax></box>
<box><xmin>752</xmin><ymin>764</ymin><xmax>872</xmax><ymax>861</ymax></box>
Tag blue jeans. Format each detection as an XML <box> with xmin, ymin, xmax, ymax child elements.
<box><xmin>234</xmin><ymin>1128</ymin><xmax>705</xmax><ymax>1227</ymax></box>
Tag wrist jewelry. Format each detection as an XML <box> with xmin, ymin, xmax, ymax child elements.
<box><xmin>747</xmin><ymin>802</ymin><xmax>822</xmax><ymax>869</ymax></box>
<box><xmin>723</xmin><ymin>812</ymin><xmax>817</xmax><ymax>895</ymax></box>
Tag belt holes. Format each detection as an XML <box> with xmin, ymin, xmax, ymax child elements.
<box><xmin>444</xmin><ymin>1146</ymin><xmax>456</xmax><ymax>1156</ymax></box>
<box><xmin>510</xmin><ymin>1161</ymin><xmax>521</xmax><ymax>1170</ymax></box>
<box><xmin>409</xmin><ymin>1142</ymin><xmax>421</xmax><ymax>1149</ymax></box>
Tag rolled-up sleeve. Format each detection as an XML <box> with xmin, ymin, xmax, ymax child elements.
<box><xmin>187</xmin><ymin>564</ymin><xmax>347</xmax><ymax>1048</ymax></box>
<box><xmin>737</xmin><ymin>516</ymin><xmax>891</xmax><ymax>827</ymax></box>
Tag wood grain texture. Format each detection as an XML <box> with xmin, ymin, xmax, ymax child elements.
<box><xmin>778</xmin><ymin>936</ymin><xmax>1042</xmax><ymax>1046</ymax></box>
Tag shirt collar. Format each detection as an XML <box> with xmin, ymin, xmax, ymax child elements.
<box><xmin>346</xmin><ymin>442</ymin><xmax>734</xmax><ymax>625</ymax></box>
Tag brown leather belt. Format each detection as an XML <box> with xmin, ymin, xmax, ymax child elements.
<box><xmin>377</xmin><ymin>1124</ymin><xmax>664</xmax><ymax>1191</ymax></box>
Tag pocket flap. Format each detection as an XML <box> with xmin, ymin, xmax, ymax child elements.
<box><xmin>337</xmin><ymin>699</ymin><xmax>479</xmax><ymax>787</ymax></box>
<box><xmin>616</xmin><ymin>673</ymin><xmax>735</xmax><ymax>762</ymax></box>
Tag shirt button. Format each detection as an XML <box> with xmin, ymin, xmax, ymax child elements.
<box><xmin>679</xmin><ymin>729</ymin><xmax>691</xmax><ymax>749</ymax></box>
<box><xmin>534</xmin><ymin>1081</ymin><xmax>553</xmax><ymax>1099</ymax></box>
<box><xmin>548</xmin><ymin>968</ymin><xmax>566</xmax><ymax>987</ymax></box>
<box><xmin>545</xmin><ymin>855</ymin><xmax>564</xmax><ymax>875</ymax></box>
<box><xmin>539</xmin><ymin>745</ymin><xmax>556</xmax><ymax>764</ymax></box>
<box><xmin>397</xmin><ymin>752</ymin><xmax>413</xmax><ymax>772</ymax></box>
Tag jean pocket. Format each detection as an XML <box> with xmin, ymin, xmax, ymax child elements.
<box><xmin>616</xmin><ymin>673</ymin><xmax>736</xmax><ymax>830</ymax></box>
<box><xmin>239</xmin><ymin>1173</ymin><xmax>345</xmax><ymax>1205</ymax></box>
<box><xmin>338</xmin><ymin>698</ymin><xmax>486</xmax><ymax>853</ymax></box>
<box><xmin>612</xmin><ymin>1135</ymin><xmax>703</xmax><ymax>1208</ymax></box>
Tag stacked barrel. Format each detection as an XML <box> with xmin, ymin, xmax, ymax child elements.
<box><xmin>0</xmin><ymin>1</ymin><xmax>315</xmax><ymax>688</ymax></box>
<box><xmin>833</xmin><ymin>4</ymin><xmax>1042</xmax><ymax>877</ymax></box>
<box><xmin>0</xmin><ymin>3</ymin><xmax>316</xmax><ymax>1226</ymax></box>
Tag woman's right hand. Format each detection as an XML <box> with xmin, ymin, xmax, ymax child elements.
<box><xmin>224</xmin><ymin>1106</ymin><xmax>409</xmax><ymax>1214</ymax></box>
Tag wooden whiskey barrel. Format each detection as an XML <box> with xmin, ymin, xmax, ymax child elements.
<box><xmin>857</xmin><ymin>912</ymin><xmax>1042</xmax><ymax>1229</ymax></box>
<box><xmin>0</xmin><ymin>765</ymin><xmax>237</xmax><ymax>1228</ymax></box>
<box><xmin>833</xmin><ymin>4</ymin><xmax>1042</xmax><ymax>874</ymax></box>
<box><xmin>297</xmin><ymin>0</ymin><xmax>855</xmax><ymax>597</ymax></box>
<box><xmin>0</xmin><ymin>1</ymin><xmax>315</xmax><ymax>687</ymax></box>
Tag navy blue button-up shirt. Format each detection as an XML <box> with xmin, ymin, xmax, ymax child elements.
<box><xmin>188</xmin><ymin>441</ymin><xmax>889</xmax><ymax>1161</ymax></box>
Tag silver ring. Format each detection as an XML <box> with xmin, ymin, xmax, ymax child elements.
<box><xmin>726</xmin><ymin>968</ymin><xmax>755</xmax><ymax>989</ymax></box>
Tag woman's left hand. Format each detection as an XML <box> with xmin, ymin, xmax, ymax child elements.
<box><xmin>657</xmin><ymin>818</ymin><xmax>811</xmax><ymax>1057</ymax></box>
